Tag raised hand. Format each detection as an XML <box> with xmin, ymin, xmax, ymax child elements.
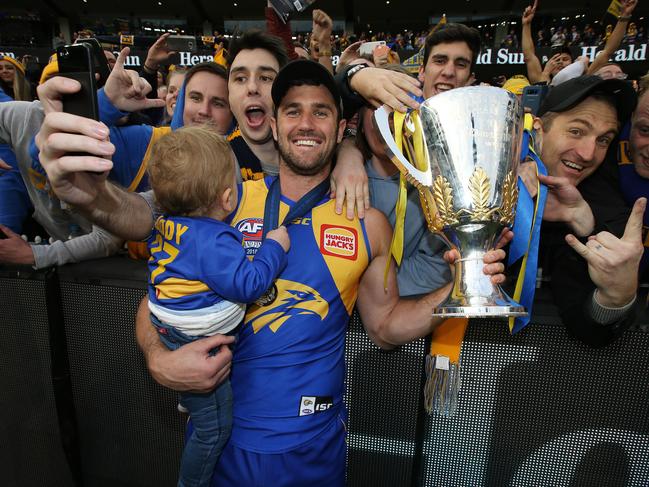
<box><xmin>350</xmin><ymin>67</ymin><xmax>422</xmax><ymax>112</ymax></box>
<box><xmin>144</xmin><ymin>32</ymin><xmax>176</xmax><ymax>73</ymax></box>
<box><xmin>522</xmin><ymin>0</ymin><xmax>538</xmax><ymax>25</ymax></box>
<box><xmin>103</xmin><ymin>47</ymin><xmax>165</xmax><ymax>112</ymax></box>
<box><xmin>539</xmin><ymin>173</ymin><xmax>595</xmax><ymax>237</ymax></box>
<box><xmin>312</xmin><ymin>9</ymin><xmax>333</xmax><ymax>48</ymax></box>
<box><xmin>35</xmin><ymin>110</ymin><xmax>114</xmax><ymax>207</ymax></box>
<box><xmin>565</xmin><ymin>197</ymin><xmax>645</xmax><ymax>307</ymax></box>
<box><xmin>338</xmin><ymin>41</ymin><xmax>363</xmax><ymax>71</ymax></box>
<box><xmin>622</xmin><ymin>0</ymin><xmax>638</xmax><ymax>17</ymax></box>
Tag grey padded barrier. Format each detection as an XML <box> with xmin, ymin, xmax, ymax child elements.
<box><xmin>422</xmin><ymin>318</ymin><xmax>649</xmax><ymax>487</ymax></box>
<box><xmin>0</xmin><ymin>269</ymin><xmax>76</xmax><ymax>487</ymax></box>
<box><xmin>3</xmin><ymin>257</ymin><xmax>649</xmax><ymax>487</ymax></box>
<box><xmin>345</xmin><ymin>310</ymin><xmax>426</xmax><ymax>486</ymax></box>
<box><xmin>58</xmin><ymin>259</ymin><xmax>185</xmax><ymax>487</ymax></box>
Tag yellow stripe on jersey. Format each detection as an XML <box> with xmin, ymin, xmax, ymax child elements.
<box><xmin>312</xmin><ymin>201</ymin><xmax>369</xmax><ymax>315</ymax></box>
<box><xmin>130</xmin><ymin>126</ymin><xmax>171</xmax><ymax>192</ymax></box>
<box><xmin>155</xmin><ymin>277</ymin><xmax>210</xmax><ymax>299</ymax></box>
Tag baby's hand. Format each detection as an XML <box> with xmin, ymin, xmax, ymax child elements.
<box><xmin>267</xmin><ymin>226</ymin><xmax>290</xmax><ymax>252</ymax></box>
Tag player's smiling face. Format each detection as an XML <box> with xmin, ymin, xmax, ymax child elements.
<box><xmin>272</xmin><ymin>84</ymin><xmax>345</xmax><ymax>176</ymax></box>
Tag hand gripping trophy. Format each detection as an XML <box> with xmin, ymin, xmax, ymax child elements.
<box><xmin>374</xmin><ymin>86</ymin><xmax>527</xmax><ymax>317</ymax></box>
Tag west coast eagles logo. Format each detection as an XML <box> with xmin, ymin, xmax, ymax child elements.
<box><xmin>247</xmin><ymin>279</ymin><xmax>329</xmax><ymax>333</ymax></box>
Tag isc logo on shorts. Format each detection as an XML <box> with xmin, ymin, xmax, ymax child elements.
<box><xmin>236</xmin><ymin>218</ymin><xmax>263</xmax><ymax>256</ymax></box>
<box><xmin>299</xmin><ymin>396</ymin><xmax>334</xmax><ymax>416</ymax></box>
<box><xmin>320</xmin><ymin>225</ymin><xmax>358</xmax><ymax>260</ymax></box>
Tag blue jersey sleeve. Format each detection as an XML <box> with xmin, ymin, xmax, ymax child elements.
<box><xmin>0</xmin><ymin>145</ymin><xmax>31</xmax><ymax>232</ymax></box>
<box><xmin>199</xmin><ymin>227</ymin><xmax>287</xmax><ymax>303</ymax></box>
<box><xmin>108</xmin><ymin>124</ymin><xmax>154</xmax><ymax>190</ymax></box>
<box><xmin>97</xmin><ymin>88</ymin><xmax>128</xmax><ymax>127</ymax></box>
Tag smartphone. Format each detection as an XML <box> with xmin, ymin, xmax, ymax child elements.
<box><xmin>166</xmin><ymin>35</ymin><xmax>197</xmax><ymax>52</ymax></box>
<box><xmin>359</xmin><ymin>40</ymin><xmax>386</xmax><ymax>57</ymax></box>
<box><xmin>57</xmin><ymin>43</ymin><xmax>99</xmax><ymax>121</ymax></box>
<box><xmin>521</xmin><ymin>84</ymin><xmax>549</xmax><ymax>116</ymax></box>
<box><xmin>74</xmin><ymin>37</ymin><xmax>110</xmax><ymax>88</ymax></box>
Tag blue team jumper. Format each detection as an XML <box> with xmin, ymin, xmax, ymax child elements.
<box><xmin>206</xmin><ymin>177</ymin><xmax>371</xmax><ymax>486</ymax></box>
<box><xmin>147</xmin><ymin>214</ymin><xmax>286</xmax><ymax>487</ymax></box>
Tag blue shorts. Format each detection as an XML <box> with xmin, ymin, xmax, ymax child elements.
<box><xmin>210</xmin><ymin>413</ymin><xmax>347</xmax><ymax>487</ymax></box>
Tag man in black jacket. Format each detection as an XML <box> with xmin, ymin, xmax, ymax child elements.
<box><xmin>523</xmin><ymin>75</ymin><xmax>643</xmax><ymax>347</ymax></box>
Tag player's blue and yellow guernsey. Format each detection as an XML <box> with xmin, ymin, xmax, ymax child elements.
<box><xmin>228</xmin><ymin>176</ymin><xmax>371</xmax><ymax>452</ymax></box>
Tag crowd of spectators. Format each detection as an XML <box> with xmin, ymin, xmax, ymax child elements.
<box><xmin>2</xmin><ymin>6</ymin><xmax>649</xmax><ymax>52</ymax></box>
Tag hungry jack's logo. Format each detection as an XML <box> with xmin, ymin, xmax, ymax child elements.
<box><xmin>320</xmin><ymin>225</ymin><xmax>358</xmax><ymax>260</ymax></box>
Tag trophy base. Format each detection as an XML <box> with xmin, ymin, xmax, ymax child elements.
<box><xmin>432</xmin><ymin>304</ymin><xmax>527</xmax><ymax>318</ymax></box>
<box><xmin>433</xmin><ymin>284</ymin><xmax>528</xmax><ymax>318</ymax></box>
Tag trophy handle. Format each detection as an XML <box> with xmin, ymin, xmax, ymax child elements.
<box><xmin>373</xmin><ymin>105</ymin><xmax>433</xmax><ymax>189</ymax></box>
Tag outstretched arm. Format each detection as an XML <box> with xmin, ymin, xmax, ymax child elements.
<box><xmin>521</xmin><ymin>0</ymin><xmax>544</xmax><ymax>83</ymax></box>
<box><xmin>265</xmin><ymin>1</ymin><xmax>299</xmax><ymax>60</ymax></box>
<box><xmin>311</xmin><ymin>9</ymin><xmax>334</xmax><ymax>74</ymax></box>
<box><xmin>35</xmin><ymin>110</ymin><xmax>154</xmax><ymax>240</ymax></box>
<box><xmin>587</xmin><ymin>0</ymin><xmax>638</xmax><ymax>74</ymax></box>
<box><xmin>356</xmin><ymin>208</ymin><xmax>506</xmax><ymax>349</ymax></box>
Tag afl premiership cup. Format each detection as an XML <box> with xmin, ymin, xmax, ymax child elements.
<box><xmin>373</xmin><ymin>86</ymin><xmax>527</xmax><ymax>317</ymax></box>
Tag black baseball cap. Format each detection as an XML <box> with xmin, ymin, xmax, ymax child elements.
<box><xmin>271</xmin><ymin>59</ymin><xmax>342</xmax><ymax>114</ymax></box>
<box><xmin>538</xmin><ymin>75</ymin><xmax>637</xmax><ymax>123</ymax></box>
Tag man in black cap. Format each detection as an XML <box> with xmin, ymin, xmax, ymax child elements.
<box><xmin>520</xmin><ymin>75</ymin><xmax>644</xmax><ymax>347</ymax></box>
<box><xmin>36</xmin><ymin>59</ymin><xmax>508</xmax><ymax>485</ymax></box>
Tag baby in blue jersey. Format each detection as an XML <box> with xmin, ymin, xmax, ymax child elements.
<box><xmin>146</xmin><ymin>127</ymin><xmax>289</xmax><ymax>487</ymax></box>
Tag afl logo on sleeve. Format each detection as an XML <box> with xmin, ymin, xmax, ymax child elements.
<box><xmin>236</xmin><ymin>217</ymin><xmax>264</xmax><ymax>256</ymax></box>
<box><xmin>320</xmin><ymin>225</ymin><xmax>358</xmax><ymax>260</ymax></box>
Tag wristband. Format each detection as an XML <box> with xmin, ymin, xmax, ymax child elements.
<box><xmin>618</xmin><ymin>15</ymin><xmax>632</xmax><ymax>21</ymax></box>
<box><xmin>346</xmin><ymin>63</ymin><xmax>369</xmax><ymax>93</ymax></box>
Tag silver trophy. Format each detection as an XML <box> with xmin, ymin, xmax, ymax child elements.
<box><xmin>373</xmin><ymin>86</ymin><xmax>526</xmax><ymax>317</ymax></box>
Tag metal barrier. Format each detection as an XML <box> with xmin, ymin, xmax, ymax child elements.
<box><xmin>2</xmin><ymin>257</ymin><xmax>648</xmax><ymax>486</ymax></box>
